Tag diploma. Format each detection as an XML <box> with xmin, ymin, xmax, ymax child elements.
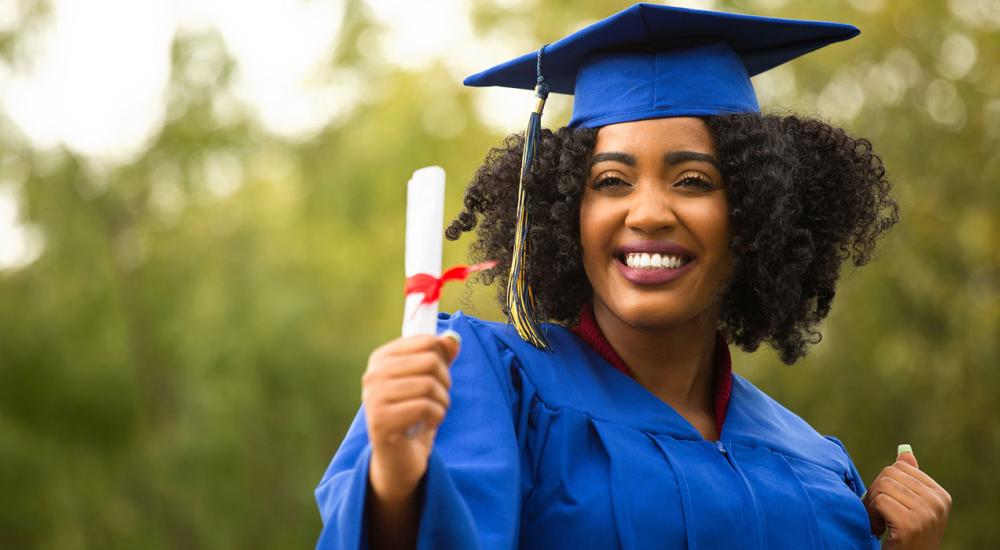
<box><xmin>402</xmin><ymin>166</ymin><xmax>445</xmax><ymax>337</ymax></box>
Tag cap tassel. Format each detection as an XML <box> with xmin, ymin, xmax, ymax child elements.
<box><xmin>506</xmin><ymin>45</ymin><xmax>551</xmax><ymax>350</ymax></box>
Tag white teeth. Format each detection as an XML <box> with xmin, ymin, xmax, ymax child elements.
<box><xmin>624</xmin><ymin>253</ymin><xmax>688</xmax><ymax>269</ymax></box>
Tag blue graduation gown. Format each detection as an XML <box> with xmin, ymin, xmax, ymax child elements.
<box><xmin>315</xmin><ymin>311</ymin><xmax>878</xmax><ymax>549</ymax></box>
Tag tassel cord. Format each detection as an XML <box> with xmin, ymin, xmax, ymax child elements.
<box><xmin>505</xmin><ymin>44</ymin><xmax>552</xmax><ymax>350</ymax></box>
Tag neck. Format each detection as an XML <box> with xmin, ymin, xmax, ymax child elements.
<box><xmin>591</xmin><ymin>298</ymin><xmax>719</xmax><ymax>417</ymax></box>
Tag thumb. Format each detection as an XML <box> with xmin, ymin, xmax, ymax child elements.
<box><xmin>439</xmin><ymin>330</ymin><xmax>462</xmax><ymax>364</ymax></box>
<box><xmin>896</xmin><ymin>443</ymin><xmax>919</xmax><ymax>469</ymax></box>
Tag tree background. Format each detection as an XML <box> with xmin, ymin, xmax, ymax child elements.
<box><xmin>0</xmin><ymin>0</ymin><xmax>996</xmax><ymax>547</ymax></box>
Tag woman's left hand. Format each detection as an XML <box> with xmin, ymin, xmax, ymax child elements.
<box><xmin>863</xmin><ymin>445</ymin><xmax>951</xmax><ymax>549</ymax></box>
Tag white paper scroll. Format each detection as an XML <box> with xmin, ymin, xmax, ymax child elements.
<box><xmin>402</xmin><ymin>166</ymin><xmax>445</xmax><ymax>337</ymax></box>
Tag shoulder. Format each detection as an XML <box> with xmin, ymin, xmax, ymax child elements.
<box><xmin>436</xmin><ymin>310</ymin><xmax>587</xmax><ymax>368</ymax></box>
<box><xmin>434</xmin><ymin>311</ymin><xmax>571</xmax><ymax>404</ymax></box>
<box><xmin>726</xmin><ymin>374</ymin><xmax>857</xmax><ymax>474</ymax></box>
<box><xmin>433</xmin><ymin>311</ymin><xmax>516</xmax><ymax>405</ymax></box>
<box><xmin>435</xmin><ymin>311</ymin><xmax>605</xmax><ymax>407</ymax></box>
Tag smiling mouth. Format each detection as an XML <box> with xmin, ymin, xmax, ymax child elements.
<box><xmin>617</xmin><ymin>252</ymin><xmax>694</xmax><ymax>270</ymax></box>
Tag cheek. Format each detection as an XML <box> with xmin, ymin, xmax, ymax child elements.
<box><xmin>578</xmin><ymin>195</ymin><xmax>606</xmax><ymax>255</ymax></box>
<box><xmin>692</xmin><ymin>198</ymin><xmax>734</xmax><ymax>274</ymax></box>
<box><xmin>578</xmin><ymin>196</ymin><xmax>618</xmax><ymax>278</ymax></box>
<box><xmin>686</xmin><ymin>187</ymin><xmax>729</xmax><ymax>232</ymax></box>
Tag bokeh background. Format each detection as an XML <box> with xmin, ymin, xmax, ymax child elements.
<box><xmin>0</xmin><ymin>0</ymin><xmax>996</xmax><ymax>547</ymax></box>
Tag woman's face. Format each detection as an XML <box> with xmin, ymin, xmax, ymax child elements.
<box><xmin>580</xmin><ymin>116</ymin><xmax>733</xmax><ymax>331</ymax></box>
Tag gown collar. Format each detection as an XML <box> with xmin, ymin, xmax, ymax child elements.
<box><xmin>570</xmin><ymin>302</ymin><xmax>733</xmax><ymax>436</ymax></box>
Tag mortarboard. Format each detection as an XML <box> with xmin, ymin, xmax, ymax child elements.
<box><xmin>463</xmin><ymin>3</ymin><xmax>859</xmax><ymax>349</ymax></box>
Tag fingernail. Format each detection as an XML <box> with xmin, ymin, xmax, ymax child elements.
<box><xmin>897</xmin><ymin>443</ymin><xmax>913</xmax><ymax>457</ymax></box>
<box><xmin>441</xmin><ymin>329</ymin><xmax>462</xmax><ymax>345</ymax></box>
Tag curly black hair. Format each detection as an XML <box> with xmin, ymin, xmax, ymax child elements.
<box><xmin>445</xmin><ymin>113</ymin><xmax>899</xmax><ymax>364</ymax></box>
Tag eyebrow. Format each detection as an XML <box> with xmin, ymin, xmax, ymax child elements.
<box><xmin>665</xmin><ymin>151</ymin><xmax>720</xmax><ymax>170</ymax></box>
<box><xmin>589</xmin><ymin>152</ymin><xmax>635</xmax><ymax>167</ymax></box>
<box><xmin>589</xmin><ymin>150</ymin><xmax>720</xmax><ymax>170</ymax></box>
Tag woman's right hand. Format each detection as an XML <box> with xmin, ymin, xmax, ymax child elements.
<box><xmin>363</xmin><ymin>331</ymin><xmax>461</xmax><ymax>504</ymax></box>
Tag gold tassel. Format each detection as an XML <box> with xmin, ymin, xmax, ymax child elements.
<box><xmin>506</xmin><ymin>46</ymin><xmax>551</xmax><ymax>351</ymax></box>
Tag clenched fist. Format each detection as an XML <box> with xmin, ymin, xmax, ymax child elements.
<box><xmin>363</xmin><ymin>331</ymin><xmax>461</xmax><ymax>505</ymax></box>
<box><xmin>864</xmin><ymin>445</ymin><xmax>951</xmax><ymax>549</ymax></box>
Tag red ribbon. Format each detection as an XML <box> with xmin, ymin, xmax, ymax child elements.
<box><xmin>404</xmin><ymin>260</ymin><xmax>498</xmax><ymax>304</ymax></box>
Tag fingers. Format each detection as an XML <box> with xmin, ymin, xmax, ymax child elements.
<box><xmin>864</xmin><ymin>451</ymin><xmax>953</xmax><ymax>545</ymax></box>
<box><xmin>366</xmin><ymin>333</ymin><xmax>461</xmax><ymax>383</ymax></box>
<box><xmin>894</xmin><ymin>460</ymin><xmax>945</xmax><ymax>494</ymax></box>
<box><xmin>866</xmin><ymin>491</ymin><xmax>886</xmax><ymax>536</ymax></box>
<box><xmin>870</xmin><ymin>488</ymin><xmax>946</xmax><ymax>548</ymax></box>
<box><xmin>362</xmin><ymin>332</ymin><xmax>463</xmax><ymax>445</ymax></box>
<box><xmin>363</xmin><ymin>351</ymin><xmax>451</xmax><ymax>394</ymax></box>
<box><xmin>879</xmin><ymin>463</ymin><xmax>928</xmax><ymax>498</ymax></box>
<box><xmin>893</xmin><ymin>461</ymin><xmax>953</xmax><ymax>519</ymax></box>
<box><xmin>368</xmin><ymin>398</ymin><xmax>447</xmax><ymax>444</ymax></box>
<box><xmin>362</xmin><ymin>331</ymin><xmax>464</xmax><ymax>503</ymax></box>
<box><xmin>870</xmin><ymin>492</ymin><xmax>910</xmax><ymax>538</ymax></box>
<box><xmin>870</xmin><ymin>473</ymin><xmax>922</xmax><ymax>511</ymax></box>
<box><xmin>371</xmin><ymin>375</ymin><xmax>451</xmax><ymax>409</ymax></box>
<box><xmin>871</xmin><ymin>460</ymin><xmax>950</xmax><ymax>516</ymax></box>
<box><xmin>371</xmin><ymin>334</ymin><xmax>457</xmax><ymax>363</ymax></box>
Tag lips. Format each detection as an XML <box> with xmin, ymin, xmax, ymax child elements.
<box><xmin>613</xmin><ymin>240</ymin><xmax>696</xmax><ymax>286</ymax></box>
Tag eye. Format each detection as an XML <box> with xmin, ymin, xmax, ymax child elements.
<box><xmin>675</xmin><ymin>174</ymin><xmax>715</xmax><ymax>190</ymax></box>
<box><xmin>592</xmin><ymin>175</ymin><xmax>629</xmax><ymax>190</ymax></box>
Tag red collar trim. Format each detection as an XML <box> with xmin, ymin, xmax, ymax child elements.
<box><xmin>570</xmin><ymin>302</ymin><xmax>733</xmax><ymax>436</ymax></box>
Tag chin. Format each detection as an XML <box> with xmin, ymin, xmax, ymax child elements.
<box><xmin>605</xmin><ymin>293</ymin><xmax>705</xmax><ymax>331</ymax></box>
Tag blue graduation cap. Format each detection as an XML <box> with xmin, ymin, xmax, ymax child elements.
<box><xmin>465</xmin><ymin>2</ymin><xmax>859</xmax><ymax>128</ymax></box>
<box><xmin>462</xmin><ymin>3</ymin><xmax>859</xmax><ymax>349</ymax></box>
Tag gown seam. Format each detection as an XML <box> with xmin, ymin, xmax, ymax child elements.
<box><xmin>524</xmin><ymin>393</ymin><xmax>555</xmax><ymax>506</ymax></box>
<box><xmin>776</xmin><ymin>453</ymin><xmax>824</xmax><ymax>550</ymax></box>
<box><xmin>777</xmin><ymin>450</ymin><xmax>854</xmax><ymax>482</ymax></box>
<box><xmin>491</xmin><ymin>334</ymin><xmax>555</xmax><ymax>519</ymax></box>
<box><xmin>466</xmin><ymin>316</ymin><xmax>518</xmax><ymax>411</ymax></box>
<box><xmin>648</xmin><ymin>435</ymin><xmax>700</xmax><ymax>550</ymax></box>
<box><xmin>592</xmin><ymin>421</ymin><xmax>636</xmax><ymax>550</ymax></box>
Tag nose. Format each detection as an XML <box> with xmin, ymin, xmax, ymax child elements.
<box><xmin>623</xmin><ymin>179</ymin><xmax>677</xmax><ymax>234</ymax></box>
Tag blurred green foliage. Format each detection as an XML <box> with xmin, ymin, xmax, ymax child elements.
<box><xmin>0</xmin><ymin>0</ymin><xmax>997</xmax><ymax>548</ymax></box>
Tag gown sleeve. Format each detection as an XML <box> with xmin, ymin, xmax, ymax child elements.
<box><xmin>314</xmin><ymin>312</ymin><xmax>522</xmax><ymax>550</ymax></box>
<box><xmin>823</xmin><ymin>435</ymin><xmax>869</xmax><ymax>499</ymax></box>
<box><xmin>824</xmin><ymin>435</ymin><xmax>881</xmax><ymax>549</ymax></box>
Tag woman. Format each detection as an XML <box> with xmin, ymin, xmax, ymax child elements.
<box><xmin>316</xmin><ymin>4</ymin><xmax>951</xmax><ymax>549</ymax></box>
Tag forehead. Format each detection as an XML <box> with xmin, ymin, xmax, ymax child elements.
<box><xmin>592</xmin><ymin>117</ymin><xmax>715</xmax><ymax>155</ymax></box>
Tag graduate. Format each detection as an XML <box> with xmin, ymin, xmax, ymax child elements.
<box><xmin>316</xmin><ymin>4</ymin><xmax>951</xmax><ymax>549</ymax></box>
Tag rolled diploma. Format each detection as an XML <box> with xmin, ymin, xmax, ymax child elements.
<box><xmin>402</xmin><ymin>166</ymin><xmax>445</xmax><ymax>337</ymax></box>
